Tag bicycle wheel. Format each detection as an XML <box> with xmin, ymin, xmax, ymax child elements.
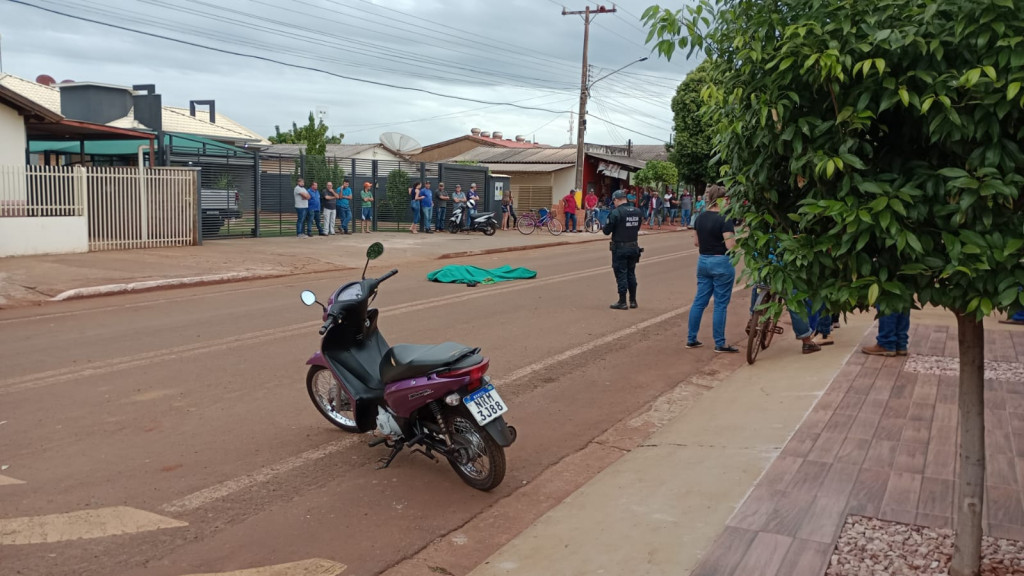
<box><xmin>746</xmin><ymin>310</ymin><xmax>764</xmax><ymax>365</ymax></box>
<box><xmin>516</xmin><ymin>215</ymin><xmax>537</xmax><ymax>235</ymax></box>
<box><xmin>547</xmin><ymin>218</ymin><xmax>563</xmax><ymax>235</ymax></box>
<box><xmin>761</xmin><ymin>295</ymin><xmax>782</xmax><ymax>349</ymax></box>
<box><xmin>585</xmin><ymin>216</ymin><xmax>601</xmax><ymax>233</ymax></box>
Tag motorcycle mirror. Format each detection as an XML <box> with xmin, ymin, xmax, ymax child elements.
<box><xmin>300</xmin><ymin>290</ymin><xmax>317</xmax><ymax>306</ymax></box>
<box><xmin>366</xmin><ymin>242</ymin><xmax>384</xmax><ymax>260</ymax></box>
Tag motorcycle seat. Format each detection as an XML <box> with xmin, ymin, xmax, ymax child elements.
<box><xmin>473</xmin><ymin>212</ymin><xmax>494</xmax><ymax>218</ymax></box>
<box><xmin>379</xmin><ymin>342</ymin><xmax>478</xmax><ymax>385</ymax></box>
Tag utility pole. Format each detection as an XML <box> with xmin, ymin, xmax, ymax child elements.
<box><xmin>563</xmin><ymin>4</ymin><xmax>616</xmax><ymax>192</ymax></box>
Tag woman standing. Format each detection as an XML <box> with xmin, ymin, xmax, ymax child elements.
<box><xmin>500</xmin><ymin>189</ymin><xmax>512</xmax><ymax>230</ymax></box>
<box><xmin>409</xmin><ymin>182</ymin><xmax>423</xmax><ymax>234</ymax></box>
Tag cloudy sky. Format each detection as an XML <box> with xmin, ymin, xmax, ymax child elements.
<box><xmin>0</xmin><ymin>0</ymin><xmax>699</xmax><ymax>147</ymax></box>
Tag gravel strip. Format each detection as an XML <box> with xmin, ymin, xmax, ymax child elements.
<box><xmin>827</xmin><ymin>515</ymin><xmax>1024</xmax><ymax>576</ymax></box>
<box><xmin>903</xmin><ymin>354</ymin><xmax>1024</xmax><ymax>382</ymax></box>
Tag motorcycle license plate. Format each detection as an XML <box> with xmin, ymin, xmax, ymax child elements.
<box><xmin>463</xmin><ymin>383</ymin><xmax>508</xmax><ymax>426</ymax></box>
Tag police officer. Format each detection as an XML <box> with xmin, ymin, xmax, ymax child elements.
<box><xmin>602</xmin><ymin>190</ymin><xmax>643</xmax><ymax>309</ymax></box>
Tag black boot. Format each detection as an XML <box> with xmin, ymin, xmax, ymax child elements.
<box><xmin>629</xmin><ymin>289</ymin><xmax>638</xmax><ymax>309</ymax></box>
<box><xmin>610</xmin><ymin>293</ymin><xmax>628</xmax><ymax>310</ymax></box>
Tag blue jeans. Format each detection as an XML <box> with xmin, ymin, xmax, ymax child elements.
<box><xmin>565</xmin><ymin>212</ymin><xmax>577</xmax><ymax>231</ymax></box>
<box><xmin>687</xmin><ymin>255</ymin><xmax>736</xmax><ymax>347</ymax></box>
<box><xmin>295</xmin><ymin>207</ymin><xmax>309</xmax><ymax>236</ymax></box>
<box><xmin>338</xmin><ymin>206</ymin><xmax>352</xmax><ymax>232</ymax></box>
<box><xmin>682</xmin><ymin>208</ymin><xmax>691</xmax><ymax>225</ymax></box>
<box><xmin>435</xmin><ymin>205</ymin><xmax>446</xmax><ymax>231</ymax></box>
<box><xmin>421</xmin><ymin>206</ymin><xmax>432</xmax><ymax>230</ymax></box>
<box><xmin>598</xmin><ymin>209</ymin><xmax>609</xmax><ymax>227</ymax></box>
<box><xmin>308</xmin><ymin>209</ymin><xmax>324</xmax><ymax>235</ymax></box>
<box><xmin>411</xmin><ymin>202</ymin><xmax>420</xmax><ymax>224</ymax></box>
<box><xmin>1013</xmin><ymin>310</ymin><xmax>1024</xmax><ymax>322</ymax></box>
<box><xmin>789</xmin><ymin>301</ymin><xmax>832</xmax><ymax>340</ymax></box>
<box><xmin>877</xmin><ymin>311</ymin><xmax>910</xmax><ymax>352</ymax></box>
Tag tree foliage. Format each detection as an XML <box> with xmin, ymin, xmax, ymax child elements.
<box><xmin>669</xmin><ymin>59</ymin><xmax>718</xmax><ymax>192</ymax></box>
<box><xmin>643</xmin><ymin>0</ymin><xmax>1024</xmax><ymax>321</ymax></box>
<box><xmin>269</xmin><ymin>111</ymin><xmax>344</xmax><ymax>152</ymax></box>
<box><xmin>385</xmin><ymin>168</ymin><xmax>410</xmax><ymax>212</ymax></box>
<box><xmin>634</xmin><ymin>160</ymin><xmax>680</xmax><ymax>192</ymax></box>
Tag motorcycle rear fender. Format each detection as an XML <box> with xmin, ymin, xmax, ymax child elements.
<box><xmin>484</xmin><ymin>416</ymin><xmax>516</xmax><ymax>447</ymax></box>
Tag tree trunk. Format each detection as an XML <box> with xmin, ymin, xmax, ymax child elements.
<box><xmin>950</xmin><ymin>313</ymin><xmax>986</xmax><ymax>576</ymax></box>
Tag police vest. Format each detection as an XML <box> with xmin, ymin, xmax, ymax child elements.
<box><xmin>611</xmin><ymin>205</ymin><xmax>642</xmax><ymax>244</ymax></box>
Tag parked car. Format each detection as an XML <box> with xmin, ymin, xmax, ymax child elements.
<box><xmin>200</xmin><ymin>188</ymin><xmax>241</xmax><ymax>237</ymax></box>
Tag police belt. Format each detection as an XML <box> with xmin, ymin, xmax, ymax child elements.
<box><xmin>612</xmin><ymin>241</ymin><xmax>639</xmax><ymax>249</ymax></box>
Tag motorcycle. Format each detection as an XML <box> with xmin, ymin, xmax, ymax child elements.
<box><xmin>448</xmin><ymin>205</ymin><xmax>497</xmax><ymax>236</ymax></box>
<box><xmin>300</xmin><ymin>242</ymin><xmax>516</xmax><ymax>491</ymax></box>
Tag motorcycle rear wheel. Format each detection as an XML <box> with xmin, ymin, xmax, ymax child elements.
<box><xmin>445</xmin><ymin>407</ymin><xmax>506</xmax><ymax>491</ymax></box>
<box><xmin>306</xmin><ymin>366</ymin><xmax>360</xmax><ymax>433</ymax></box>
<box><xmin>482</xmin><ymin>222</ymin><xmax>497</xmax><ymax>236</ymax></box>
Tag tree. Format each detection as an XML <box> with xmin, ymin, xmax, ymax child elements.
<box><xmin>644</xmin><ymin>1</ymin><xmax>1024</xmax><ymax>574</ymax></box>
<box><xmin>384</xmin><ymin>168</ymin><xmax>410</xmax><ymax>229</ymax></box>
<box><xmin>268</xmin><ymin>112</ymin><xmax>344</xmax><ymax>151</ymax></box>
<box><xmin>634</xmin><ymin>160</ymin><xmax>679</xmax><ymax>193</ymax></box>
<box><xmin>669</xmin><ymin>59</ymin><xmax>717</xmax><ymax>194</ymax></box>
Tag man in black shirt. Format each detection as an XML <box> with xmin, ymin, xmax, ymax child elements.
<box><xmin>686</xmin><ymin>185</ymin><xmax>739</xmax><ymax>353</ymax></box>
<box><xmin>602</xmin><ymin>190</ymin><xmax>643</xmax><ymax>309</ymax></box>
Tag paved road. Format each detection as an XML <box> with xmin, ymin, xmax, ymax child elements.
<box><xmin>0</xmin><ymin>233</ymin><xmax>751</xmax><ymax>576</ymax></box>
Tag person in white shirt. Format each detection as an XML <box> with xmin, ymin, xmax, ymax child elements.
<box><xmin>294</xmin><ymin>178</ymin><xmax>311</xmax><ymax>237</ymax></box>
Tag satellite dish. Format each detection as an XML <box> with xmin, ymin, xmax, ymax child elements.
<box><xmin>60</xmin><ymin>79</ymin><xmax>75</xmax><ymax>85</ymax></box>
<box><xmin>379</xmin><ymin>132</ymin><xmax>423</xmax><ymax>158</ymax></box>
<box><xmin>35</xmin><ymin>74</ymin><xmax>56</xmax><ymax>86</ymax></box>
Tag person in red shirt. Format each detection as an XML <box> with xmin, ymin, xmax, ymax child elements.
<box><xmin>562</xmin><ymin>189</ymin><xmax>579</xmax><ymax>232</ymax></box>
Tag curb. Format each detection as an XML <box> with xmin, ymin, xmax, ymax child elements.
<box><xmin>50</xmin><ymin>271</ymin><xmax>288</xmax><ymax>302</ymax></box>
<box><xmin>437</xmin><ymin>227</ymin><xmax>683</xmax><ymax>260</ymax></box>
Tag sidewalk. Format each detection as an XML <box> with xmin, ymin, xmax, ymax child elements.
<box><xmin>467</xmin><ymin>310</ymin><xmax>1024</xmax><ymax>576</ymax></box>
<box><xmin>0</xmin><ymin>226</ymin><xmax>682</xmax><ymax>308</ymax></box>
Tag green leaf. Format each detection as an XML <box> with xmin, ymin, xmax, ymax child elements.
<box><xmin>898</xmin><ymin>87</ymin><xmax>909</xmax><ymax>107</ymax></box>
<box><xmin>983</xmin><ymin>66</ymin><xmax>998</xmax><ymax>81</ymax></box>
<box><xmin>879</xmin><ymin>211</ymin><xmax>892</xmax><ymax>229</ymax></box>
<box><xmin>1009</xmin><ymin>82</ymin><xmax>1021</xmax><ymax>100</ymax></box>
<box><xmin>938</xmin><ymin>167</ymin><xmax>970</xmax><ymax>178</ymax></box>
<box><xmin>921</xmin><ymin>96</ymin><xmax>935</xmax><ymax>113</ymax></box>
<box><xmin>906</xmin><ymin>232</ymin><xmax>923</xmax><ymax>253</ymax></box>
<box><xmin>994</xmin><ymin>0</ymin><xmax>1014</xmax><ymax>7</ymax></box>
<box><xmin>857</xmin><ymin>181</ymin><xmax>884</xmax><ymax>194</ymax></box>
<box><xmin>779</xmin><ymin>57</ymin><xmax>795</xmax><ymax>71</ymax></box>
<box><xmin>963</xmin><ymin>68</ymin><xmax>983</xmax><ymax>87</ymax></box>
<box><xmin>874</xmin><ymin>58</ymin><xmax>886</xmax><ymax>75</ymax></box>
<box><xmin>869</xmin><ymin>197</ymin><xmax>889</xmax><ymax>212</ymax></box>
<box><xmin>868</xmin><ymin>283</ymin><xmax>880</xmax><ymax>305</ymax></box>
<box><xmin>1005</xmin><ymin>238</ymin><xmax>1024</xmax><ymax>257</ymax></box>
<box><xmin>980</xmin><ymin>298</ymin><xmax>994</xmax><ymax>316</ymax></box>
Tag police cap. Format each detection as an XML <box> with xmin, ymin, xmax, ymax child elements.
<box><xmin>612</xmin><ymin>190</ymin><xmax>627</xmax><ymax>200</ymax></box>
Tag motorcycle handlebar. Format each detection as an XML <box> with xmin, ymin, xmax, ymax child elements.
<box><xmin>319</xmin><ymin>312</ymin><xmax>339</xmax><ymax>335</ymax></box>
<box><xmin>378</xmin><ymin>269</ymin><xmax>399</xmax><ymax>283</ymax></box>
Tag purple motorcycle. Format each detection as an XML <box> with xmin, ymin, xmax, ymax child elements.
<box><xmin>300</xmin><ymin>242</ymin><xmax>515</xmax><ymax>491</ymax></box>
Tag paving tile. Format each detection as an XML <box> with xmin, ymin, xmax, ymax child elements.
<box><xmin>933</xmin><ymin>404</ymin><xmax>958</xmax><ymax>427</ymax></box>
<box><xmin>916</xmin><ymin>512</ymin><xmax>952</xmax><ymax>530</ymax></box>
<box><xmin>846</xmin><ymin>469</ymin><xmax>892</xmax><ymax>519</ymax></box>
<box><xmin>890</xmin><ymin>371</ymin><xmax>918</xmax><ymax>400</ymax></box>
<box><xmin>924</xmin><ymin>444</ymin><xmax>956</xmax><ymax>479</ymax></box>
<box><xmin>930</xmin><ymin>423</ymin><xmax>958</xmax><ymax>448</ymax></box>
<box><xmin>728</xmin><ymin>485</ymin><xmax>782</xmax><ymax>531</ymax></box>
<box><xmin>882</xmin><ymin>471</ymin><xmax>923</xmax><ymax>511</ymax></box>
<box><xmin>926</xmin><ymin>327</ymin><xmax>949</xmax><ymax>356</ymax></box>
<box><xmin>859</xmin><ymin>396</ymin><xmax>888</xmax><ymax>417</ymax></box>
<box><xmin>780</xmin><ymin>430</ymin><xmax>819</xmax><ymax>458</ymax></box>
<box><xmin>883</xmin><ymin>399</ymin><xmax>911</xmax><ymax>419</ymax></box>
<box><xmin>821</xmin><ymin>412</ymin><xmax>855</xmax><ymax>436</ymax></box>
<box><xmin>987</xmin><ymin>454</ymin><xmax>1019</xmax><ymax>487</ymax></box>
<box><xmin>901</xmin><ymin>420</ymin><xmax>932</xmax><ymax>445</ymax></box>
<box><xmin>835</xmin><ymin>392</ymin><xmax>867</xmax><ymax>416</ymax></box>
<box><xmin>893</xmin><ymin>443</ymin><xmax>928</xmax><ymax>475</ymax></box>
<box><xmin>1009</xmin><ymin>411</ymin><xmax>1024</xmax><ymax>435</ymax></box>
<box><xmin>689</xmin><ymin>526</ymin><xmax>760</xmax><ymax>576</ymax></box>
<box><xmin>795</xmin><ymin>464</ymin><xmax>858</xmax><ymax>543</ymax></box>
<box><xmin>879</xmin><ymin>505</ymin><xmax>919</xmax><ymax>524</ymax></box>
<box><xmin>987</xmin><ymin>485</ymin><xmax>1024</xmax><ymax>527</ymax></box>
<box><xmin>1008</xmin><ymin>432</ymin><xmax>1024</xmax><ymax>458</ymax></box>
<box><xmin>874</xmin><ymin>417</ymin><xmax>906</xmax><ymax>442</ymax></box>
<box><xmin>936</xmin><ymin>380</ymin><xmax>958</xmax><ymax>405</ymax></box>
<box><xmin>917</xmin><ymin>476</ymin><xmax>954</xmax><ymax>517</ymax></box>
<box><xmin>912</xmin><ymin>374</ymin><xmax>940</xmax><ymax>404</ymax></box>
<box><xmin>863</xmin><ymin>440</ymin><xmax>899</xmax><ymax>471</ymax></box>
<box><xmin>835</xmin><ymin>437</ymin><xmax>871</xmax><ymax>467</ymax></box>
<box><xmin>798</xmin><ymin>409</ymin><xmax>832</xmax><ymax>435</ymax></box>
<box><xmin>1006</xmin><ymin>393</ymin><xmax>1024</xmax><ymax>414</ymax></box>
<box><xmin>1016</xmin><ymin>458</ymin><xmax>1024</xmax><ymax>488</ymax></box>
<box><xmin>868</xmin><ymin>366</ymin><xmax>900</xmax><ymax>399</ymax></box>
<box><xmin>774</xmin><ymin>538</ymin><xmax>834</xmax><ymax>576</ymax></box>
<box><xmin>1005</xmin><ymin>380</ymin><xmax>1024</xmax><ymax>397</ymax></box>
<box><xmin>847</xmin><ymin>411</ymin><xmax>883</xmax><ymax>440</ymax></box>
<box><xmin>908</xmin><ymin>401</ymin><xmax>936</xmax><ymax>423</ymax></box>
<box><xmin>911</xmin><ymin>325</ymin><xmax>933</xmax><ymax>355</ymax></box>
<box><xmin>989</xmin><ymin>523</ymin><xmax>1024</xmax><ymax>542</ymax></box>
<box><xmin>787</xmin><ymin>460</ymin><xmax>831</xmax><ymax>494</ymax></box>
<box><xmin>731</xmin><ymin>532</ymin><xmax>793</xmax><ymax>576</ymax></box>
<box><xmin>987</xmin><ymin>391</ymin><xmax>1008</xmax><ymax>412</ymax></box>
<box><xmin>758</xmin><ymin>455</ymin><xmax>804</xmax><ymax>489</ymax></box>
<box><xmin>849</xmin><ymin>365</ymin><xmax>881</xmax><ymax>396</ymax></box>
<box><xmin>762</xmin><ymin>489</ymin><xmax>818</xmax><ymax>537</ymax></box>
<box><xmin>807</xmin><ymin>433</ymin><xmax>845</xmax><ymax>463</ymax></box>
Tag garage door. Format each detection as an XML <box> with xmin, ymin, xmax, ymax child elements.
<box><xmin>513</xmin><ymin>185</ymin><xmax>552</xmax><ymax>213</ymax></box>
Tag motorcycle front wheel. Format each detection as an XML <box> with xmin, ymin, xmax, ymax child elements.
<box><xmin>445</xmin><ymin>407</ymin><xmax>506</xmax><ymax>491</ymax></box>
<box><xmin>306</xmin><ymin>366</ymin><xmax>360</xmax><ymax>433</ymax></box>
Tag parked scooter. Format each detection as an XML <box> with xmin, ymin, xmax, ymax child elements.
<box><xmin>449</xmin><ymin>205</ymin><xmax>498</xmax><ymax>236</ymax></box>
<box><xmin>300</xmin><ymin>242</ymin><xmax>515</xmax><ymax>490</ymax></box>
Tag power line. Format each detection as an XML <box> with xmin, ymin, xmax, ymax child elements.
<box><xmin>8</xmin><ymin>0</ymin><xmax>576</xmax><ymax>115</ymax></box>
<box><xmin>588</xmin><ymin>112</ymin><xmax>664</xmax><ymax>141</ymax></box>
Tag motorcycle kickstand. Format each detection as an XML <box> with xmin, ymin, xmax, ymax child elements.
<box><xmin>410</xmin><ymin>447</ymin><xmax>438</xmax><ymax>462</ymax></box>
<box><xmin>376</xmin><ymin>443</ymin><xmax>403</xmax><ymax>470</ymax></box>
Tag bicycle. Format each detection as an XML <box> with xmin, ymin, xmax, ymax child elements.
<box><xmin>516</xmin><ymin>207</ymin><xmax>564</xmax><ymax>235</ymax></box>
<box><xmin>746</xmin><ymin>284</ymin><xmax>785</xmax><ymax>365</ymax></box>
<box><xmin>583</xmin><ymin>209</ymin><xmax>601</xmax><ymax>233</ymax></box>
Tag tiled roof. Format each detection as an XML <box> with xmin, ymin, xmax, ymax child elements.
<box><xmin>0</xmin><ymin>73</ymin><xmax>61</xmax><ymax>114</ymax></box>
<box><xmin>482</xmin><ymin>163</ymin><xmax>574</xmax><ymax>173</ymax></box>
<box><xmin>450</xmin><ymin>147</ymin><xmax>578</xmax><ymax>163</ymax></box>
<box><xmin>264</xmin><ymin>143</ymin><xmax>384</xmax><ymax>157</ymax></box>
<box><xmin>419</xmin><ymin>134</ymin><xmax>545</xmax><ymax>153</ymax></box>
<box><xmin>0</xmin><ymin>73</ymin><xmax>269</xmax><ymax>146</ymax></box>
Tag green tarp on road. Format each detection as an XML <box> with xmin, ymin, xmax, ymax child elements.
<box><xmin>427</xmin><ymin>265</ymin><xmax>537</xmax><ymax>285</ymax></box>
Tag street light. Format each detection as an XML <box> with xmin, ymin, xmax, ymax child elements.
<box><xmin>574</xmin><ymin>56</ymin><xmax>648</xmax><ymax>191</ymax></box>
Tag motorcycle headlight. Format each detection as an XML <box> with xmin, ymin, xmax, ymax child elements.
<box><xmin>444</xmin><ymin>393</ymin><xmax>461</xmax><ymax>407</ymax></box>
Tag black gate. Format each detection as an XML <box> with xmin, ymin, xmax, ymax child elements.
<box><xmin>168</xmin><ymin>134</ymin><xmax>258</xmax><ymax>239</ymax></box>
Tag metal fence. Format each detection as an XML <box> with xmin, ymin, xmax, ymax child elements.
<box><xmin>169</xmin><ymin>138</ymin><xmax>257</xmax><ymax>239</ymax></box>
<box><xmin>86</xmin><ymin>167</ymin><xmax>197</xmax><ymax>251</ymax></box>
<box><xmin>0</xmin><ymin>165</ymin><xmax>84</xmax><ymax>217</ymax></box>
<box><xmin>258</xmin><ymin>155</ymin><xmax>491</xmax><ymax>236</ymax></box>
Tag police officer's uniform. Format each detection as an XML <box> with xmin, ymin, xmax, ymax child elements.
<box><xmin>602</xmin><ymin>191</ymin><xmax>643</xmax><ymax>309</ymax></box>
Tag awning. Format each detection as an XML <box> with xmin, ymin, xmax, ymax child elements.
<box><xmin>28</xmin><ymin>132</ymin><xmax>248</xmax><ymax>156</ymax></box>
<box><xmin>588</xmin><ymin>151</ymin><xmax>647</xmax><ymax>171</ymax></box>
<box><xmin>27</xmin><ymin>118</ymin><xmax>154</xmax><ymax>142</ymax></box>
<box><xmin>481</xmin><ymin>163</ymin><xmax>574</xmax><ymax>173</ymax></box>
<box><xmin>597</xmin><ymin>161</ymin><xmax>630</xmax><ymax>180</ymax></box>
